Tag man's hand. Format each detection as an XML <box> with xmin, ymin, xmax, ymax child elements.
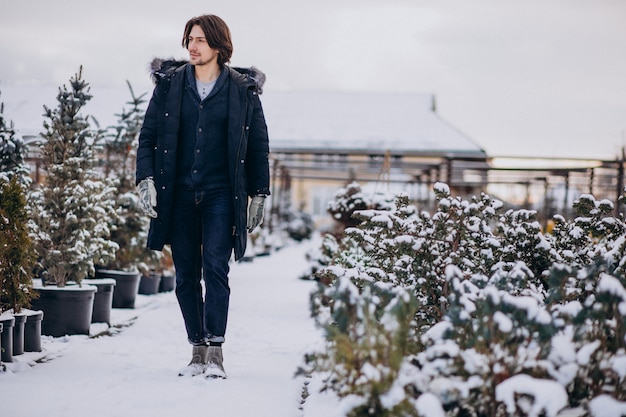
<box><xmin>137</xmin><ymin>177</ymin><xmax>158</xmax><ymax>218</ymax></box>
<box><xmin>247</xmin><ymin>195</ymin><xmax>266</xmax><ymax>233</ymax></box>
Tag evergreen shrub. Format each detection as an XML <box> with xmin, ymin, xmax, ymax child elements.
<box><xmin>29</xmin><ymin>67</ymin><xmax>118</xmax><ymax>286</ymax></box>
<box><xmin>303</xmin><ymin>182</ymin><xmax>626</xmax><ymax>417</ymax></box>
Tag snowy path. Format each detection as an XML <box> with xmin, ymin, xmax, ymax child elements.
<box><xmin>1</xmin><ymin>239</ymin><xmax>324</xmax><ymax>417</ymax></box>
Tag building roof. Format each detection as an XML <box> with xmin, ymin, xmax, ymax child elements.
<box><xmin>262</xmin><ymin>91</ymin><xmax>486</xmax><ymax>157</ymax></box>
<box><xmin>2</xmin><ymin>84</ymin><xmax>486</xmax><ymax>158</ymax></box>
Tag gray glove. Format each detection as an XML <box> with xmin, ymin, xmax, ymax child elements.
<box><xmin>137</xmin><ymin>177</ymin><xmax>158</xmax><ymax>218</ymax></box>
<box><xmin>247</xmin><ymin>195</ymin><xmax>266</xmax><ymax>233</ymax></box>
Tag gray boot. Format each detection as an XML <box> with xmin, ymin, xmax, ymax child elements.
<box><xmin>204</xmin><ymin>346</ymin><xmax>227</xmax><ymax>379</ymax></box>
<box><xmin>178</xmin><ymin>345</ymin><xmax>208</xmax><ymax>377</ymax></box>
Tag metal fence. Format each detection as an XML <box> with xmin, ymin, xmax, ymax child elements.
<box><xmin>269</xmin><ymin>152</ymin><xmax>626</xmax><ymax>226</ymax></box>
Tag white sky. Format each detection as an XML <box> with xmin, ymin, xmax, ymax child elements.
<box><xmin>1</xmin><ymin>0</ymin><xmax>625</xmax><ymax>159</ymax></box>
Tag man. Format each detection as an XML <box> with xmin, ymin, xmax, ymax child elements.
<box><xmin>135</xmin><ymin>14</ymin><xmax>270</xmax><ymax>379</ymax></box>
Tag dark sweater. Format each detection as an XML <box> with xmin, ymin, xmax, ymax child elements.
<box><xmin>176</xmin><ymin>65</ymin><xmax>230</xmax><ymax>190</ymax></box>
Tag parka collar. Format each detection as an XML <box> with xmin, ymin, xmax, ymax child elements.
<box><xmin>149</xmin><ymin>58</ymin><xmax>266</xmax><ymax>94</ymax></box>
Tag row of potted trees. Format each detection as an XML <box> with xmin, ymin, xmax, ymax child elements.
<box><xmin>0</xmin><ymin>69</ymin><xmax>172</xmax><ymax>366</ymax></box>
<box><xmin>0</xmin><ymin>176</ymin><xmax>43</xmax><ymax>364</ymax></box>
<box><xmin>0</xmin><ymin>89</ymin><xmax>42</xmax><ymax>364</ymax></box>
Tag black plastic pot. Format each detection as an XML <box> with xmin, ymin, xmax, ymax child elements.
<box><xmin>24</xmin><ymin>310</ymin><xmax>44</xmax><ymax>352</ymax></box>
<box><xmin>0</xmin><ymin>315</ymin><xmax>15</xmax><ymax>362</ymax></box>
<box><xmin>95</xmin><ymin>270</ymin><xmax>141</xmax><ymax>309</ymax></box>
<box><xmin>31</xmin><ymin>285</ymin><xmax>96</xmax><ymax>337</ymax></box>
<box><xmin>84</xmin><ymin>278</ymin><xmax>116</xmax><ymax>324</ymax></box>
<box><xmin>159</xmin><ymin>272</ymin><xmax>176</xmax><ymax>292</ymax></box>
<box><xmin>139</xmin><ymin>273</ymin><xmax>161</xmax><ymax>295</ymax></box>
<box><xmin>11</xmin><ymin>313</ymin><xmax>26</xmax><ymax>356</ymax></box>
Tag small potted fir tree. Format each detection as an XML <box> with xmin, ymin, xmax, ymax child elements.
<box><xmin>0</xmin><ymin>178</ymin><xmax>39</xmax><ymax>361</ymax></box>
<box><xmin>29</xmin><ymin>68</ymin><xmax>119</xmax><ymax>337</ymax></box>
<box><xmin>91</xmin><ymin>81</ymin><xmax>163</xmax><ymax>306</ymax></box>
<box><xmin>0</xmin><ymin>95</ymin><xmax>42</xmax><ymax>362</ymax></box>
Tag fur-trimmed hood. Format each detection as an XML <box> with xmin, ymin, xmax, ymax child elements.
<box><xmin>149</xmin><ymin>58</ymin><xmax>266</xmax><ymax>94</ymax></box>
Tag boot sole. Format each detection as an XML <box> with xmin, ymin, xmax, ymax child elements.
<box><xmin>204</xmin><ymin>368</ymin><xmax>227</xmax><ymax>379</ymax></box>
<box><xmin>178</xmin><ymin>364</ymin><xmax>205</xmax><ymax>377</ymax></box>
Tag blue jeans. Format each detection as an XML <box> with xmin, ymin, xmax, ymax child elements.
<box><xmin>169</xmin><ymin>188</ymin><xmax>234</xmax><ymax>345</ymax></box>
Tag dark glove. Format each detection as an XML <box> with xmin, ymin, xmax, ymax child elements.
<box><xmin>137</xmin><ymin>177</ymin><xmax>158</xmax><ymax>218</ymax></box>
<box><xmin>247</xmin><ymin>195</ymin><xmax>266</xmax><ymax>233</ymax></box>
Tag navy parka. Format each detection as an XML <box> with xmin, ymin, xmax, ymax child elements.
<box><xmin>136</xmin><ymin>59</ymin><xmax>270</xmax><ymax>261</ymax></box>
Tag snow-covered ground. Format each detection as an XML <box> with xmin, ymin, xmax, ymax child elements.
<box><xmin>3</xmin><ymin>233</ymin><xmax>615</xmax><ymax>417</ymax></box>
<box><xmin>0</xmin><ymin>237</ymin><xmax>338</xmax><ymax>417</ymax></box>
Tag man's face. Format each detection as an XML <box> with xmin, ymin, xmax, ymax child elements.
<box><xmin>187</xmin><ymin>25</ymin><xmax>219</xmax><ymax>67</ymax></box>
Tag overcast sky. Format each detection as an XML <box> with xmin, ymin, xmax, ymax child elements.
<box><xmin>1</xmin><ymin>0</ymin><xmax>625</xmax><ymax>160</ymax></box>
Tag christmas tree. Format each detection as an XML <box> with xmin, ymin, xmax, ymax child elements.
<box><xmin>100</xmin><ymin>81</ymin><xmax>158</xmax><ymax>272</ymax></box>
<box><xmin>0</xmin><ymin>177</ymin><xmax>37</xmax><ymax>313</ymax></box>
<box><xmin>0</xmin><ymin>90</ymin><xmax>37</xmax><ymax>313</ymax></box>
<box><xmin>0</xmin><ymin>91</ymin><xmax>30</xmax><ymax>185</ymax></box>
<box><xmin>30</xmin><ymin>67</ymin><xmax>118</xmax><ymax>286</ymax></box>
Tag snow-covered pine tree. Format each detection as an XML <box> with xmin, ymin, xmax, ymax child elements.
<box><xmin>327</xmin><ymin>182</ymin><xmax>370</xmax><ymax>230</ymax></box>
<box><xmin>30</xmin><ymin>67</ymin><xmax>118</xmax><ymax>286</ymax></box>
<box><xmin>327</xmin><ymin>182</ymin><xmax>395</xmax><ymax>235</ymax></box>
<box><xmin>548</xmin><ymin>194</ymin><xmax>625</xmax><ymax>273</ymax></box>
<box><xmin>0</xmin><ymin>176</ymin><xmax>37</xmax><ymax>313</ymax></box>
<box><xmin>100</xmin><ymin>81</ymin><xmax>157</xmax><ymax>272</ymax></box>
<box><xmin>299</xmin><ymin>232</ymin><xmax>339</xmax><ymax>281</ymax></box>
<box><xmin>416</xmin><ymin>263</ymin><xmax>559</xmax><ymax>416</ymax></box>
<box><xmin>303</xmin><ymin>272</ymin><xmax>419</xmax><ymax>417</ymax></box>
<box><xmin>0</xmin><ymin>93</ymin><xmax>37</xmax><ymax>313</ymax></box>
<box><xmin>281</xmin><ymin>208</ymin><xmax>315</xmax><ymax>242</ymax></box>
<box><xmin>495</xmin><ymin>208</ymin><xmax>555</xmax><ymax>290</ymax></box>
<box><xmin>300</xmin><ymin>181</ymin><xmax>395</xmax><ymax>282</ymax></box>
<box><xmin>104</xmin><ymin>81</ymin><xmax>145</xmax><ymax>193</ymax></box>
<box><xmin>546</xmin><ymin>262</ymin><xmax>626</xmax><ymax>407</ymax></box>
<box><xmin>305</xmin><ymin>182</ymin><xmax>626</xmax><ymax>417</ymax></box>
<box><xmin>408</xmin><ymin>183</ymin><xmax>504</xmax><ymax>329</ymax></box>
<box><xmin>0</xmin><ymin>92</ymin><xmax>30</xmax><ymax>185</ymax></box>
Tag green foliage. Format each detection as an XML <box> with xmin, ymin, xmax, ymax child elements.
<box><xmin>282</xmin><ymin>208</ymin><xmax>315</xmax><ymax>242</ymax></box>
<box><xmin>104</xmin><ymin>81</ymin><xmax>146</xmax><ymax>194</ymax></box>
<box><xmin>306</xmin><ymin>182</ymin><xmax>626</xmax><ymax>416</ymax></box>
<box><xmin>304</xmin><ymin>276</ymin><xmax>420</xmax><ymax>417</ymax></box>
<box><xmin>424</xmin><ymin>264</ymin><xmax>558</xmax><ymax>416</ymax></box>
<box><xmin>30</xmin><ymin>67</ymin><xmax>118</xmax><ymax>286</ymax></box>
<box><xmin>496</xmin><ymin>208</ymin><xmax>555</xmax><ymax>287</ymax></box>
<box><xmin>100</xmin><ymin>81</ymin><xmax>158</xmax><ymax>272</ymax></box>
<box><xmin>301</xmin><ymin>233</ymin><xmax>340</xmax><ymax>281</ymax></box>
<box><xmin>548</xmin><ymin>194</ymin><xmax>625</xmax><ymax>272</ymax></box>
<box><xmin>0</xmin><ymin>92</ymin><xmax>30</xmax><ymax>186</ymax></box>
<box><xmin>327</xmin><ymin>182</ymin><xmax>371</xmax><ymax>229</ymax></box>
<box><xmin>0</xmin><ymin>177</ymin><xmax>37</xmax><ymax>313</ymax></box>
<box><xmin>327</xmin><ymin>182</ymin><xmax>395</xmax><ymax>234</ymax></box>
<box><xmin>547</xmin><ymin>260</ymin><xmax>626</xmax><ymax>405</ymax></box>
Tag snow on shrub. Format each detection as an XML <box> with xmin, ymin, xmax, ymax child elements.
<box><xmin>29</xmin><ymin>68</ymin><xmax>119</xmax><ymax>286</ymax></box>
<box><xmin>303</xmin><ymin>182</ymin><xmax>626</xmax><ymax>416</ymax></box>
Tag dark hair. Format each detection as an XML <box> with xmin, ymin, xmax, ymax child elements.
<box><xmin>182</xmin><ymin>14</ymin><xmax>233</xmax><ymax>67</ymax></box>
